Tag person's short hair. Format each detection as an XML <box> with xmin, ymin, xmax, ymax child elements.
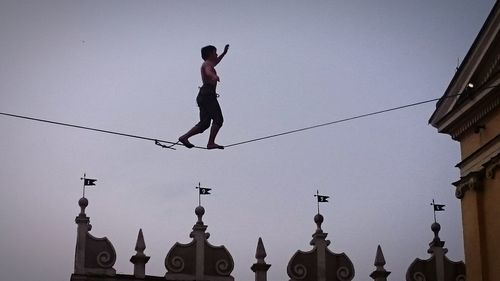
<box><xmin>201</xmin><ymin>45</ymin><xmax>216</xmax><ymax>60</ymax></box>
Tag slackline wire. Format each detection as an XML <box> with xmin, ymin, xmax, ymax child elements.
<box><xmin>0</xmin><ymin>112</ymin><xmax>205</xmax><ymax>150</ymax></box>
<box><xmin>0</xmin><ymin>94</ymin><xmax>461</xmax><ymax>150</ymax></box>
<box><xmin>224</xmin><ymin>94</ymin><xmax>461</xmax><ymax>147</ymax></box>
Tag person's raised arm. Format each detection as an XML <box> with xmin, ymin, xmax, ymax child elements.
<box><xmin>214</xmin><ymin>44</ymin><xmax>229</xmax><ymax>66</ymax></box>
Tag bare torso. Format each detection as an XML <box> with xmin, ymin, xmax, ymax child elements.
<box><xmin>201</xmin><ymin>61</ymin><xmax>219</xmax><ymax>88</ymax></box>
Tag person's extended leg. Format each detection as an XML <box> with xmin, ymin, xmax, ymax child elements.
<box><xmin>179</xmin><ymin>126</ymin><xmax>203</xmax><ymax>148</ymax></box>
<box><xmin>207</xmin><ymin>122</ymin><xmax>224</xmax><ymax>149</ymax></box>
<box><xmin>179</xmin><ymin>93</ymin><xmax>211</xmax><ymax>149</ymax></box>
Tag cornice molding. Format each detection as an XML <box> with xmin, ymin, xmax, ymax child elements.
<box><xmin>446</xmin><ymin>91</ymin><xmax>499</xmax><ymax>140</ymax></box>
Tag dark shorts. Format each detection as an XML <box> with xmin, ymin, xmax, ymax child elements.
<box><xmin>196</xmin><ymin>85</ymin><xmax>223</xmax><ymax>131</ymax></box>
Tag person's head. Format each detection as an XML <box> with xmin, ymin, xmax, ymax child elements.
<box><xmin>201</xmin><ymin>45</ymin><xmax>217</xmax><ymax>61</ymax></box>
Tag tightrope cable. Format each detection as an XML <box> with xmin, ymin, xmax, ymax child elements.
<box><xmin>224</xmin><ymin>95</ymin><xmax>461</xmax><ymax>148</ymax></box>
<box><xmin>0</xmin><ymin>93</ymin><xmax>463</xmax><ymax>150</ymax></box>
<box><xmin>0</xmin><ymin>112</ymin><xmax>206</xmax><ymax>150</ymax></box>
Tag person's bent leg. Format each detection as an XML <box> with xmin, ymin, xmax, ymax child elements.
<box><xmin>179</xmin><ymin>101</ymin><xmax>211</xmax><ymax>148</ymax></box>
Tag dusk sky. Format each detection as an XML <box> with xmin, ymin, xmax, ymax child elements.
<box><xmin>0</xmin><ymin>1</ymin><xmax>496</xmax><ymax>281</ymax></box>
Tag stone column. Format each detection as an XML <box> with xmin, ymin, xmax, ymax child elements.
<box><xmin>74</xmin><ymin>197</ymin><xmax>91</xmax><ymax>274</ymax></box>
<box><xmin>454</xmin><ymin>173</ymin><xmax>485</xmax><ymax>280</ymax></box>
<box><xmin>191</xmin><ymin>205</ymin><xmax>209</xmax><ymax>280</ymax></box>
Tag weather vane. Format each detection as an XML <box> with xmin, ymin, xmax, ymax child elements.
<box><xmin>314</xmin><ymin>190</ymin><xmax>330</xmax><ymax>214</ymax></box>
<box><xmin>195</xmin><ymin>182</ymin><xmax>212</xmax><ymax>206</ymax></box>
<box><xmin>80</xmin><ymin>173</ymin><xmax>97</xmax><ymax>198</ymax></box>
<box><xmin>430</xmin><ymin>199</ymin><xmax>445</xmax><ymax>223</ymax></box>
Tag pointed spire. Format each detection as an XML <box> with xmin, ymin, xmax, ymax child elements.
<box><xmin>255</xmin><ymin>237</ymin><xmax>267</xmax><ymax>263</ymax></box>
<box><xmin>251</xmin><ymin>237</ymin><xmax>271</xmax><ymax>281</ymax></box>
<box><xmin>130</xmin><ymin>229</ymin><xmax>150</xmax><ymax>279</ymax></box>
<box><xmin>135</xmin><ymin>229</ymin><xmax>146</xmax><ymax>253</ymax></box>
<box><xmin>370</xmin><ymin>245</ymin><xmax>390</xmax><ymax>281</ymax></box>
<box><xmin>374</xmin><ymin>245</ymin><xmax>386</xmax><ymax>268</ymax></box>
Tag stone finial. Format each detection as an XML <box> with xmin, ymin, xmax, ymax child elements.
<box><xmin>191</xmin><ymin>205</ymin><xmax>209</xmax><ymax>238</ymax></box>
<box><xmin>314</xmin><ymin>213</ymin><xmax>324</xmax><ymax>234</ymax></box>
<box><xmin>195</xmin><ymin>205</ymin><xmax>205</xmax><ymax>225</ymax></box>
<box><xmin>311</xmin><ymin>213</ymin><xmax>330</xmax><ymax>246</ymax></box>
<box><xmin>251</xmin><ymin>237</ymin><xmax>271</xmax><ymax>281</ymax></box>
<box><xmin>78</xmin><ymin>197</ymin><xmax>88</xmax><ymax>215</ymax></box>
<box><xmin>428</xmin><ymin>222</ymin><xmax>446</xmax><ymax>253</ymax></box>
<box><xmin>370</xmin><ymin>245</ymin><xmax>390</xmax><ymax>281</ymax></box>
<box><xmin>130</xmin><ymin>229</ymin><xmax>150</xmax><ymax>279</ymax></box>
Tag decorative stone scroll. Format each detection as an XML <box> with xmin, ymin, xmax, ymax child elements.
<box><xmin>84</xmin><ymin>233</ymin><xmax>117</xmax><ymax>269</ymax></box>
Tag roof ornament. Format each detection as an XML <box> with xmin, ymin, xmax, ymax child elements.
<box><xmin>251</xmin><ymin>238</ymin><xmax>271</xmax><ymax>281</ymax></box>
<box><xmin>430</xmin><ymin>199</ymin><xmax>446</xmax><ymax>223</ymax></box>
<box><xmin>130</xmin><ymin>229</ymin><xmax>150</xmax><ymax>279</ymax></box>
<box><xmin>80</xmin><ymin>173</ymin><xmax>97</xmax><ymax>198</ymax></box>
<box><xmin>314</xmin><ymin>190</ymin><xmax>329</xmax><ymax>215</ymax></box>
<box><xmin>406</xmin><ymin>209</ymin><xmax>465</xmax><ymax>281</ymax></box>
<box><xmin>287</xmin><ymin>191</ymin><xmax>354</xmax><ymax>281</ymax></box>
<box><xmin>165</xmin><ymin>183</ymin><xmax>234</xmax><ymax>281</ymax></box>
<box><xmin>369</xmin><ymin>245</ymin><xmax>391</xmax><ymax>281</ymax></box>
<box><xmin>73</xmin><ymin>175</ymin><xmax>116</xmax><ymax>277</ymax></box>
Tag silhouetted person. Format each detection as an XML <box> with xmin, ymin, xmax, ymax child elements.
<box><xmin>179</xmin><ymin>44</ymin><xmax>229</xmax><ymax>149</ymax></box>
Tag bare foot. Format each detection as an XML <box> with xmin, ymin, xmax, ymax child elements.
<box><xmin>207</xmin><ymin>143</ymin><xmax>224</xmax><ymax>150</ymax></box>
<box><xmin>179</xmin><ymin>137</ymin><xmax>194</xmax><ymax>148</ymax></box>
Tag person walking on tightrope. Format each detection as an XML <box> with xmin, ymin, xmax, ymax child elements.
<box><xmin>179</xmin><ymin>44</ymin><xmax>229</xmax><ymax>149</ymax></box>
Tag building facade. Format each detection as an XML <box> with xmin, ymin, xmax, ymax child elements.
<box><xmin>429</xmin><ymin>2</ymin><xmax>500</xmax><ymax>280</ymax></box>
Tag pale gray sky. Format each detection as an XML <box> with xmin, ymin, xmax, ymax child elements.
<box><xmin>0</xmin><ymin>1</ymin><xmax>496</xmax><ymax>281</ymax></box>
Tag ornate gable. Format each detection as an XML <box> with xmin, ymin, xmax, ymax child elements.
<box><xmin>165</xmin><ymin>205</ymin><xmax>234</xmax><ymax>281</ymax></box>
<box><xmin>287</xmin><ymin>214</ymin><xmax>354</xmax><ymax>281</ymax></box>
<box><xmin>406</xmin><ymin>223</ymin><xmax>465</xmax><ymax>281</ymax></box>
